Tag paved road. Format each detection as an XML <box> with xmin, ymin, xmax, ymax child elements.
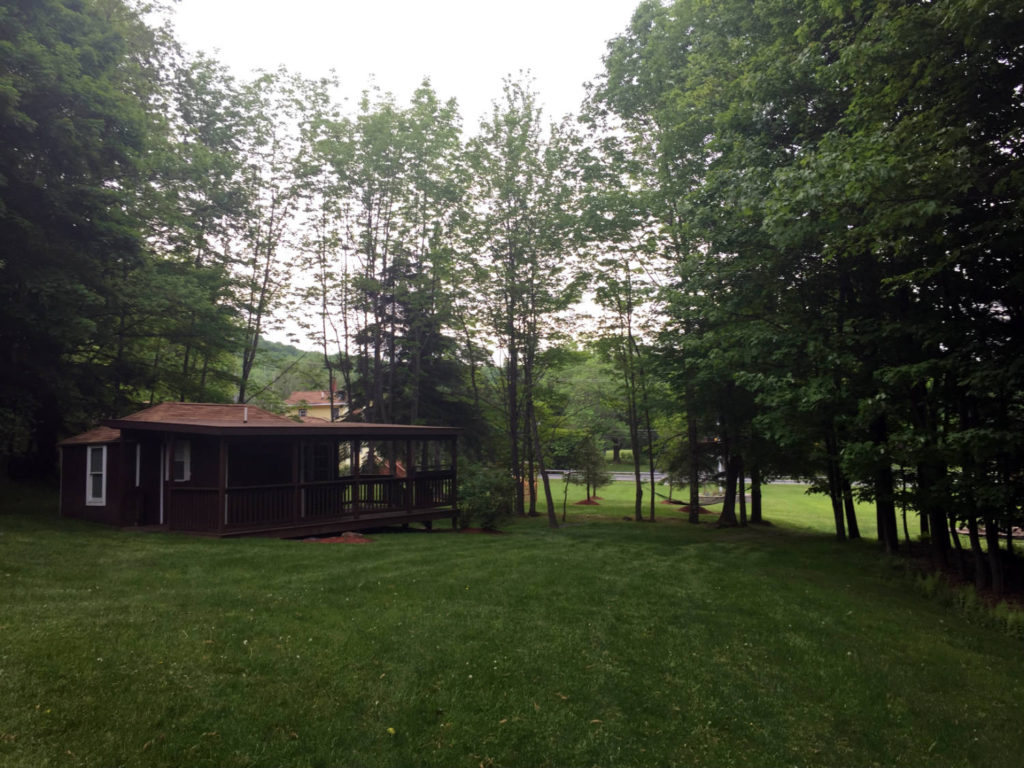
<box><xmin>545</xmin><ymin>469</ymin><xmax>667</xmax><ymax>482</ymax></box>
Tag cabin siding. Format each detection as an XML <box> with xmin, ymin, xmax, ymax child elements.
<box><xmin>60</xmin><ymin>443</ymin><xmax>130</xmax><ymax>526</ymax></box>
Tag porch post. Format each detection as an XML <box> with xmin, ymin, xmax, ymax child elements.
<box><xmin>405</xmin><ymin>439</ymin><xmax>414</xmax><ymax>514</ymax></box>
<box><xmin>292</xmin><ymin>440</ymin><xmax>301</xmax><ymax>523</ymax></box>
<box><xmin>165</xmin><ymin>435</ymin><xmax>174</xmax><ymax>528</ymax></box>
<box><xmin>451</xmin><ymin>437</ymin><xmax>459</xmax><ymax>528</ymax></box>
<box><xmin>217</xmin><ymin>438</ymin><xmax>227</xmax><ymax>534</ymax></box>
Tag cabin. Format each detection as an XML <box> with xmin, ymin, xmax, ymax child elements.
<box><xmin>58</xmin><ymin>403</ymin><xmax>459</xmax><ymax>537</ymax></box>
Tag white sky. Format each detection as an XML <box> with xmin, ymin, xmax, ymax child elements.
<box><xmin>168</xmin><ymin>0</ymin><xmax>640</xmax><ymax>128</ymax></box>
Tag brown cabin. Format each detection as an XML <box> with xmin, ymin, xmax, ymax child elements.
<box><xmin>58</xmin><ymin>403</ymin><xmax>459</xmax><ymax>537</ymax></box>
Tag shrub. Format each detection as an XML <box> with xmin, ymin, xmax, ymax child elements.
<box><xmin>457</xmin><ymin>462</ymin><xmax>515</xmax><ymax>530</ymax></box>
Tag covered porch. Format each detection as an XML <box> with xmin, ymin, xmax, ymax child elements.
<box><xmin>105</xmin><ymin>411</ymin><xmax>459</xmax><ymax>538</ymax></box>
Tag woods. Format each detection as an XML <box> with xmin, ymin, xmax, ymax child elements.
<box><xmin>2</xmin><ymin>0</ymin><xmax>1023</xmax><ymax>587</ymax></box>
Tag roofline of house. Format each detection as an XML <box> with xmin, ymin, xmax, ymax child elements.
<box><xmin>103</xmin><ymin>419</ymin><xmax>461</xmax><ymax>439</ymax></box>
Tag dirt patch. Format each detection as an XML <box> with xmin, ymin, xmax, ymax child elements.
<box><xmin>304</xmin><ymin>531</ymin><xmax>373</xmax><ymax>544</ymax></box>
<box><xmin>454</xmin><ymin>527</ymin><xmax>505</xmax><ymax>535</ymax></box>
<box><xmin>678</xmin><ymin>505</ymin><xmax>717</xmax><ymax>515</ymax></box>
<box><xmin>575</xmin><ymin>498</ymin><xmax>600</xmax><ymax>506</ymax></box>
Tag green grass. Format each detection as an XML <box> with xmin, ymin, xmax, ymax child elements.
<box><xmin>2</xmin><ymin>482</ymin><xmax>1023</xmax><ymax>767</ymax></box>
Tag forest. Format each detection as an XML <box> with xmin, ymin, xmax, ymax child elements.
<box><xmin>1</xmin><ymin>0</ymin><xmax>1022</xmax><ymax>590</ymax></box>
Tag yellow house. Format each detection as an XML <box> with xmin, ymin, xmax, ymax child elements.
<box><xmin>284</xmin><ymin>387</ymin><xmax>348</xmax><ymax>422</ymax></box>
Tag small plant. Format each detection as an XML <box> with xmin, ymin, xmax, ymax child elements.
<box><xmin>456</xmin><ymin>461</ymin><xmax>515</xmax><ymax>530</ymax></box>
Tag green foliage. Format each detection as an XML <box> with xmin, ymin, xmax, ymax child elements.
<box><xmin>568</xmin><ymin>434</ymin><xmax>612</xmax><ymax>495</ymax></box>
<box><xmin>456</xmin><ymin>461</ymin><xmax>515</xmax><ymax>530</ymax></box>
<box><xmin>0</xmin><ymin>0</ymin><xmax>159</xmax><ymax>469</ymax></box>
<box><xmin>593</xmin><ymin>0</ymin><xmax>1024</xmax><ymax>561</ymax></box>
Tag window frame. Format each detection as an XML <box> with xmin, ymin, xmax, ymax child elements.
<box><xmin>172</xmin><ymin>440</ymin><xmax>191</xmax><ymax>482</ymax></box>
<box><xmin>86</xmin><ymin>445</ymin><xmax>107</xmax><ymax>506</ymax></box>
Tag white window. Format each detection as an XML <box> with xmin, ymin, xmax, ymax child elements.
<box><xmin>172</xmin><ymin>440</ymin><xmax>191</xmax><ymax>482</ymax></box>
<box><xmin>86</xmin><ymin>445</ymin><xmax>107</xmax><ymax>506</ymax></box>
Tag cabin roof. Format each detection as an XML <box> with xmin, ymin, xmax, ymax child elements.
<box><xmin>58</xmin><ymin>426</ymin><xmax>122</xmax><ymax>446</ymax></box>
<box><xmin>99</xmin><ymin>402</ymin><xmax>459</xmax><ymax>438</ymax></box>
<box><xmin>117</xmin><ymin>402</ymin><xmax>294</xmax><ymax>425</ymax></box>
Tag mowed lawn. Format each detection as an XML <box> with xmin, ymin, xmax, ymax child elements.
<box><xmin>1</xmin><ymin>482</ymin><xmax>1022</xmax><ymax>767</ymax></box>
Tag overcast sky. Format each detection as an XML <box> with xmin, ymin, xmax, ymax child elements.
<box><xmin>168</xmin><ymin>0</ymin><xmax>641</xmax><ymax>128</ymax></box>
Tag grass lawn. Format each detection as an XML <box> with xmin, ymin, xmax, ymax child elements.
<box><xmin>2</xmin><ymin>481</ymin><xmax>1022</xmax><ymax>767</ymax></box>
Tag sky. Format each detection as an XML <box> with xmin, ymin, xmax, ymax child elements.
<box><xmin>165</xmin><ymin>0</ymin><xmax>641</xmax><ymax>349</ymax></box>
<box><xmin>167</xmin><ymin>0</ymin><xmax>642</xmax><ymax>128</ymax></box>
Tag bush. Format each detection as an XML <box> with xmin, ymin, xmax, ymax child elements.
<box><xmin>457</xmin><ymin>462</ymin><xmax>515</xmax><ymax>530</ymax></box>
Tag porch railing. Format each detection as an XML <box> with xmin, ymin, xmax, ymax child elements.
<box><xmin>168</xmin><ymin>472</ymin><xmax>456</xmax><ymax>533</ymax></box>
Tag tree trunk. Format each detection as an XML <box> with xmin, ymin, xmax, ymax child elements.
<box><xmin>750</xmin><ymin>464</ymin><xmax>762</xmax><ymax>524</ymax></box>
<box><xmin>824</xmin><ymin>432</ymin><xmax>846</xmax><ymax>541</ymax></box>
<box><xmin>871</xmin><ymin>417</ymin><xmax>899</xmax><ymax>553</ymax></box>
<box><xmin>686</xmin><ymin>386</ymin><xmax>701</xmax><ymax>525</ymax></box>
<box><xmin>841</xmin><ymin>477</ymin><xmax>860</xmax><ymax>540</ymax></box>
<box><xmin>737</xmin><ymin>455</ymin><xmax>747</xmax><ymax>527</ymax></box>
<box><xmin>949</xmin><ymin>516</ymin><xmax>967</xmax><ymax>580</ymax></box>
<box><xmin>918</xmin><ymin>461</ymin><xmax>950</xmax><ymax>568</ymax></box>
<box><xmin>967</xmin><ymin>517</ymin><xmax>986</xmax><ymax>589</ymax></box>
<box><xmin>508</xmin><ymin>347</ymin><xmax>524</xmax><ymax>517</ymax></box>
<box><xmin>718</xmin><ymin>454</ymin><xmax>739</xmax><ymax>527</ymax></box>
<box><xmin>985</xmin><ymin>517</ymin><xmax>1005</xmax><ymax>596</ymax></box>
<box><xmin>532</xmin><ymin>417</ymin><xmax>558</xmax><ymax>528</ymax></box>
<box><xmin>526</xmin><ymin>431</ymin><xmax>538</xmax><ymax>517</ymax></box>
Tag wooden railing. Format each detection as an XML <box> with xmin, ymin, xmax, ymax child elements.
<box><xmin>303</xmin><ymin>482</ymin><xmax>352</xmax><ymax>518</ymax></box>
<box><xmin>414</xmin><ymin>474</ymin><xmax>454</xmax><ymax>508</ymax></box>
<box><xmin>227</xmin><ymin>485</ymin><xmax>295</xmax><ymax>527</ymax></box>
<box><xmin>205</xmin><ymin>472</ymin><xmax>457</xmax><ymax>532</ymax></box>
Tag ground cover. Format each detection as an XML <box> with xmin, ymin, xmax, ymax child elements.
<box><xmin>1</xmin><ymin>483</ymin><xmax>1022</xmax><ymax>767</ymax></box>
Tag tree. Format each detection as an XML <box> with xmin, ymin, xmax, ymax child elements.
<box><xmin>0</xmin><ymin>0</ymin><xmax>164</xmax><ymax>475</ymax></box>
<box><xmin>466</xmin><ymin>78</ymin><xmax>582</xmax><ymax>527</ymax></box>
<box><xmin>234</xmin><ymin>68</ymin><xmax>309</xmax><ymax>403</ymax></box>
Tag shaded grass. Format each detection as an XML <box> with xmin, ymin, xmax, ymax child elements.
<box><xmin>1</xmin><ymin>484</ymin><xmax>1022</xmax><ymax>767</ymax></box>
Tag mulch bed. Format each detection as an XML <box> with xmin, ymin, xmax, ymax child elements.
<box><xmin>453</xmin><ymin>527</ymin><xmax>505</xmax><ymax>535</ymax></box>
<box><xmin>575</xmin><ymin>498</ymin><xmax>600</xmax><ymax>505</ymax></box>
<box><xmin>678</xmin><ymin>505</ymin><xmax>717</xmax><ymax>515</ymax></box>
<box><xmin>304</xmin><ymin>531</ymin><xmax>373</xmax><ymax>544</ymax></box>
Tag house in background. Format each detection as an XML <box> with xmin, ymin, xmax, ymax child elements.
<box><xmin>58</xmin><ymin>403</ymin><xmax>459</xmax><ymax>538</ymax></box>
<box><xmin>284</xmin><ymin>381</ymin><xmax>347</xmax><ymax>422</ymax></box>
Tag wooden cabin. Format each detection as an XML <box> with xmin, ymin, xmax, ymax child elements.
<box><xmin>58</xmin><ymin>403</ymin><xmax>459</xmax><ymax>537</ymax></box>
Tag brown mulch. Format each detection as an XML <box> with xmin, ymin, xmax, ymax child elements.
<box><xmin>305</xmin><ymin>531</ymin><xmax>373</xmax><ymax>544</ymax></box>
<box><xmin>454</xmin><ymin>527</ymin><xmax>505</xmax><ymax>535</ymax></box>
<box><xmin>575</xmin><ymin>498</ymin><xmax>600</xmax><ymax>505</ymax></box>
<box><xmin>678</xmin><ymin>505</ymin><xmax>717</xmax><ymax>515</ymax></box>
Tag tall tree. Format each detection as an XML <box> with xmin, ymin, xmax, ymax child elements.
<box><xmin>235</xmin><ymin>68</ymin><xmax>309</xmax><ymax>403</ymax></box>
<box><xmin>0</xmin><ymin>0</ymin><xmax>163</xmax><ymax>474</ymax></box>
<box><xmin>466</xmin><ymin>78</ymin><xmax>581</xmax><ymax>525</ymax></box>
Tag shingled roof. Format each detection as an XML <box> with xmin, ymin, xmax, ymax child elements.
<box><xmin>57</xmin><ymin>426</ymin><xmax>122</xmax><ymax>446</ymax></box>
<box><xmin>61</xmin><ymin>402</ymin><xmax>460</xmax><ymax>443</ymax></box>
<box><xmin>117</xmin><ymin>402</ymin><xmax>293</xmax><ymax>426</ymax></box>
